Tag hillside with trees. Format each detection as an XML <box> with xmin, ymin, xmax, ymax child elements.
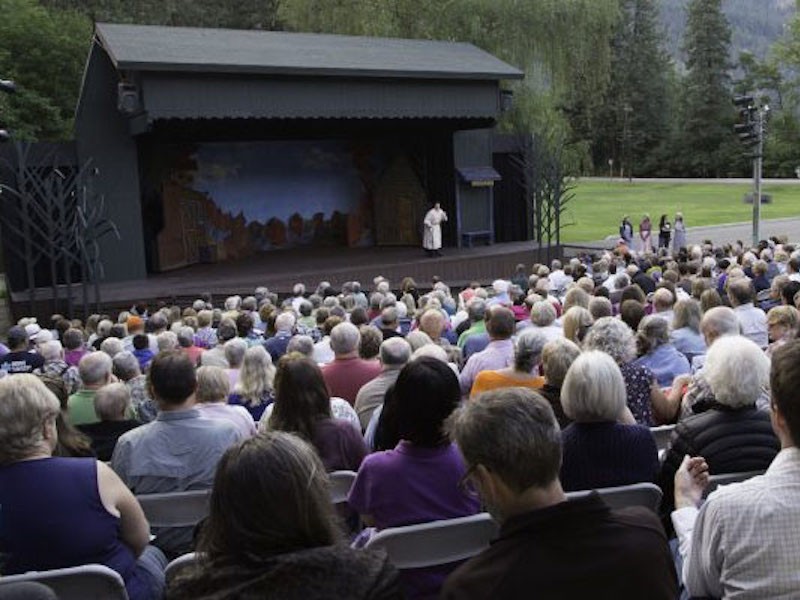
<box><xmin>1</xmin><ymin>0</ymin><xmax>800</xmax><ymax>178</ymax></box>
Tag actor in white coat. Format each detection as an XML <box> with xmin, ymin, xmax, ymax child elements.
<box><xmin>423</xmin><ymin>202</ymin><xmax>447</xmax><ymax>257</ymax></box>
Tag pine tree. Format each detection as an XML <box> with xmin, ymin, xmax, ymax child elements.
<box><xmin>592</xmin><ymin>0</ymin><xmax>672</xmax><ymax>176</ymax></box>
<box><xmin>679</xmin><ymin>0</ymin><xmax>737</xmax><ymax>177</ymax></box>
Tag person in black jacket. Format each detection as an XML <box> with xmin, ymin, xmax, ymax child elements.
<box><xmin>659</xmin><ymin>335</ymin><xmax>779</xmax><ymax>514</ymax></box>
<box><xmin>168</xmin><ymin>432</ymin><xmax>401</xmax><ymax>600</ymax></box>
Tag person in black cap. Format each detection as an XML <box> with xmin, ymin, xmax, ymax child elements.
<box><xmin>0</xmin><ymin>326</ymin><xmax>44</xmax><ymax>375</ymax></box>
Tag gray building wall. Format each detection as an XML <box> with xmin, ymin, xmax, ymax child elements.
<box><xmin>75</xmin><ymin>47</ymin><xmax>147</xmax><ymax>282</ymax></box>
<box><xmin>453</xmin><ymin>129</ymin><xmax>494</xmax><ymax>243</ymax></box>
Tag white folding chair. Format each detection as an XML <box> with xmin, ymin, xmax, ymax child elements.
<box><xmin>0</xmin><ymin>564</ymin><xmax>128</xmax><ymax>600</ymax></box>
<box><xmin>650</xmin><ymin>424</ymin><xmax>676</xmax><ymax>453</ymax></box>
<box><xmin>329</xmin><ymin>470</ymin><xmax>357</xmax><ymax>504</ymax></box>
<box><xmin>363</xmin><ymin>513</ymin><xmax>499</xmax><ymax>570</ymax></box>
<box><xmin>136</xmin><ymin>489</ymin><xmax>211</xmax><ymax>528</ymax></box>
<box><xmin>164</xmin><ymin>552</ymin><xmax>198</xmax><ymax>583</ymax></box>
<box><xmin>566</xmin><ymin>482</ymin><xmax>663</xmax><ymax>512</ymax></box>
<box><xmin>704</xmin><ymin>470</ymin><xmax>764</xmax><ymax>497</ymax></box>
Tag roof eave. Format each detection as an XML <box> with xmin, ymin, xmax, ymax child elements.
<box><xmin>116</xmin><ymin>61</ymin><xmax>524</xmax><ymax>81</ymax></box>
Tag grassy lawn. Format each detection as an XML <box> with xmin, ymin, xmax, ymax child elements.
<box><xmin>561</xmin><ymin>180</ymin><xmax>800</xmax><ymax>243</ymax></box>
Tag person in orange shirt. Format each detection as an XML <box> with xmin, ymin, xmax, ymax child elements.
<box><xmin>470</xmin><ymin>329</ymin><xmax>547</xmax><ymax>398</ymax></box>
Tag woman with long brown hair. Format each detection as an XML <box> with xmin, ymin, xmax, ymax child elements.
<box><xmin>168</xmin><ymin>432</ymin><xmax>400</xmax><ymax>599</ymax></box>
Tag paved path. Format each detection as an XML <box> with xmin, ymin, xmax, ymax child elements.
<box><xmin>575</xmin><ymin>216</ymin><xmax>800</xmax><ymax>250</ymax></box>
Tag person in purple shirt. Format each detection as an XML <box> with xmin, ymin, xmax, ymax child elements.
<box><xmin>459</xmin><ymin>306</ymin><xmax>516</xmax><ymax>397</ymax></box>
<box><xmin>349</xmin><ymin>356</ymin><xmax>480</xmax><ymax>599</ymax></box>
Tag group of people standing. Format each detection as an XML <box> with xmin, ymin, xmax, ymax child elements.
<box><xmin>620</xmin><ymin>213</ymin><xmax>686</xmax><ymax>254</ymax></box>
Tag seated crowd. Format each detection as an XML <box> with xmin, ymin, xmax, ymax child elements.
<box><xmin>0</xmin><ymin>237</ymin><xmax>800</xmax><ymax>599</ymax></box>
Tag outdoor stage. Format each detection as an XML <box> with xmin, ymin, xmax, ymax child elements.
<box><xmin>10</xmin><ymin>241</ymin><xmax>556</xmax><ymax>315</ymax></box>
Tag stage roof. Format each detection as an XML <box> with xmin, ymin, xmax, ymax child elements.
<box><xmin>95</xmin><ymin>23</ymin><xmax>524</xmax><ymax>81</ymax></box>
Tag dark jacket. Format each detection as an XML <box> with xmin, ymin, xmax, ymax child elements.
<box><xmin>441</xmin><ymin>494</ymin><xmax>677</xmax><ymax>600</ymax></box>
<box><xmin>659</xmin><ymin>404</ymin><xmax>779</xmax><ymax>514</ymax></box>
<box><xmin>167</xmin><ymin>544</ymin><xmax>401</xmax><ymax>600</ymax></box>
<box><xmin>632</xmin><ymin>271</ymin><xmax>656</xmax><ymax>295</ymax></box>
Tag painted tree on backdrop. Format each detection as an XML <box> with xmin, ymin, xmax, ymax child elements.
<box><xmin>679</xmin><ymin>0</ymin><xmax>742</xmax><ymax>177</ymax></box>
<box><xmin>591</xmin><ymin>0</ymin><xmax>672</xmax><ymax>177</ymax></box>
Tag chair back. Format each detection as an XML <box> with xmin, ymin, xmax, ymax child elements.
<box><xmin>363</xmin><ymin>513</ymin><xmax>498</xmax><ymax>570</ymax></box>
<box><xmin>650</xmin><ymin>424</ymin><xmax>676</xmax><ymax>452</ymax></box>
<box><xmin>704</xmin><ymin>470</ymin><xmax>764</xmax><ymax>497</ymax></box>
<box><xmin>164</xmin><ymin>552</ymin><xmax>198</xmax><ymax>583</ymax></box>
<box><xmin>136</xmin><ymin>489</ymin><xmax>211</xmax><ymax>528</ymax></box>
<box><xmin>0</xmin><ymin>564</ymin><xmax>128</xmax><ymax>600</ymax></box>
<box><xmin>329</xmin><ymin>470</ymin><xmax>357</xmax><ymax>504</ymax></box>
<box><xmin>566</xmin><ymin>482</ymin><xmax>663</xmax><ymax>512</ymax></box>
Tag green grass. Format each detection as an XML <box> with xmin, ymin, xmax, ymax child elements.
<box><xmin>560</xmin><ymin>180</ymin><xmax>800</xmax><ymax>243</ymax></box>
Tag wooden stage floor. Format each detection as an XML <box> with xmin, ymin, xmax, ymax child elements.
<box><xmin>11</xmin><ymin>241</ymin><xmax>556</xmax><ymax>314</ymax></box>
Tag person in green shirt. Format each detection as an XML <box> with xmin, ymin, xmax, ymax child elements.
<box><xmin>457</xmin><ymin>299</ymin><xmax>487</xmax><ymax>348</ymax></box>
<box><xmin>67</xmin><ymin>351</ymin><xmax>113</xmax><ymax>426</ymax></box>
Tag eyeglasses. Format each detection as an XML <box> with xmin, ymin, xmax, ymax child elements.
<box><xmin>458</xmin><ymin>464</ymin><xmax>480</xmax><ymax>498</ymax></box>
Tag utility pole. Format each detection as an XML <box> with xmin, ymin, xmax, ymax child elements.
<box><xmin>733</xmin><ymin>95</ymin><xmax>767</xmax><ymax>246</ymax></box>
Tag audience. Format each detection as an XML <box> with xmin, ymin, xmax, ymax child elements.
<box><xmin>111</xmin><ymin>351</ymin><xmax>240</xmax><ymax>557</ymax></box>
<box><xmin>659</xmin><ymin>335</ymin><xmax>779</xmax><ymax>514</ymax></box>
<box><xmin>442</xmin><ymin>386</ymin><xmax>677</xmax><ymax>598</ymax></box>
<box><xmin>355</xmin><ymin>337</ymin><xmax>412</xmax><ymax>431</ymax></box>
<box><xmin>634</xmin><ymin>316</ymin><xmax>690</xmax><ymax>388</ymax></box>
<box><xmin>672</xmin><ymin>339</ymin><xmax>800</xmax><ymax>598</ymax></box>
<box><xmin>1</xmin><ymin>235</ymin><xmax>797</xmax><ymax>598</ymax></box>
<box><xmin>67</xmin><ymin>352</ymin><xmax>113</xmax><ymax>426</ymax></box>
<box><xmin>559</xmin><ymin>351</ymin><xmax>658</xmax><ymax>492</ymax></box>
<box><xmin>349</xmin><ymin>357</ymin><xmax>479</xmax><ymax>598</ymax></box>
<box><xmin>267</xmin><ymin>354</ymin><xmax>367</xmax><ymax>472</ymax></box>
<box><xmin>0</xmin><ymin>375</ymin><xmax>166</xmax><ymax>600</ymax></box>
<box><xmin>228</xmin><ymin>345</ymin><xmax>275</xmax><ymax>421</ymax></box>
<box><xmin>469</xmin><ymin>328</ymin><xmax>546</xmax><ymax>397</ymax></box>
<box><xmin>321</xmin><ymin>322</ymin><xmax>382</xmax><ymax>406</ymax></box>
<box><xmin>77</xmin><ymin>382</ymin><xmax>141</xmax><ymax>461</ymax></box>
<box><xmin>168</xmin><ymin>432</ymin><xmax>400</xmax><ymax>599</ymax></box>
<box><xmin>195</xmin><ymin>366</ymin><xmax>256</xmax><ymax>439</ymax></box>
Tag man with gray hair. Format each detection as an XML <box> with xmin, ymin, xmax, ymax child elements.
<box><xmin>354</xmin><ymin>337</ymin><xmax>412</xmax><ymax>430</ymax></box>
<box><xmin>77</xmin><ymin>382</ymin><xmax>140</xmax><ymax>461</ymax></box>
<box><xmin>67</xmin><ymin>351</ymin><xmax>113</xmax><ymax>426</ymax></box>
<box><xmin>321</xmin><ymin>322</ymin><xmax>382</xmax><ymax>406</ymax></box>
<box><xmin>377</xmin><ymin>306</ymin><xmax>404</xmax><ymax>341</ymax></box>
<box><xmin>457</xmin><ymin>299</ymin><xmax>487</xmax><ymax>349</ymax></box>
<box><xmin>264</xmin><ymin>311</ymin><xmax>296</xmax><ymax>362</ymax></box>
<box><xmin>113</xmin><ymin>351</ymin><xmax>157</xmax><ymax>422</ymax></box>
<box><xmin>520</xmin><ymin>300</ymin><xmax>563</xmax><ymax>342</ymax></box>
<box><xmin>651</xmin><ymin>287</ymin><xmax>676</xmax><ymax>326</ymax></box>
<box><xmin>459</xmin><ymin>306</ymin><xmax>516</xmax><ymax>397</ymax></box>
<box><xmin>442</xmin><ymin>387</ymin><xmax>677</xmax><ymax>598</ymax></box>
<box><xmin>727</xmin><ymin>277</ymin><xmax>768</xmax><ymax>348</ymax></box>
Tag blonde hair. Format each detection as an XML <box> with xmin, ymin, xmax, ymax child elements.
<box><xmin>0</xmin><ymin>375</ymin><xmax>60</xmax><ymax>465</ymax></box>
<box><xmin>562</xmin><ymin>306</ymin><xmax>593</xmax><ymax>345</ymax></box>
<box><xmin>196</xmin><ymin>366</ymin><xmax>232</xmax><ymax>403</ymax></box>
<box><xmin>234</xmin><ymin>346</ymin><xmax>275</xmax><ymax>407</ymax></box>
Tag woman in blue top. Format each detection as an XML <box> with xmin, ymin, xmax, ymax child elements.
<box><xmin>0</xmin><ymin>375</ymin><xmax>165</xmax><ymax>600</ymax></box>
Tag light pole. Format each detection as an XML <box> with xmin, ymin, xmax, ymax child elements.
<box><xmin>733</xmin><ymin>95</ymin><xmax>768</xmax><ymax>246</ymax></box>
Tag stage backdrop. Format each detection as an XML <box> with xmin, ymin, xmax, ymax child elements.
<box><xmin>148</xmin><ymin>139</ymin><xmax>425</xmax><ymax>271</ymax></box>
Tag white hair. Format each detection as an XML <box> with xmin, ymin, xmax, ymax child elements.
<box><xmin>704</xmin><ymin>335</ymin><xmax>770</xmax><ymax>408</ymax></box>
<box><xmin>156</xmin><ymin>331</ymin><xmax>179</xmax><ymax>353</ymax></box>
<box><xmin>40</xmin><ymin>340</ymin><xmax>63</xmax><ymax>362</ymax></box>
<box><xmin>562</xmin><ymin>351</ymin><xmax>626</xmax><ymax>422</ymax></box>
<box><xmin>582</xmin><ymin>317</ymin><xmax>636</xmax><ymax>364</ymax></box>
<box><xmin>275</xmin><ymin>312</ymin><xmax>296</xmax><ymax>333</ymax></box>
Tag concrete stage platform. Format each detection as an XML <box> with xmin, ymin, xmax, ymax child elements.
<box><xmin>11</xmin><ymin>241</ymin><xmax>557</xmax><ymax>316</ymax></box>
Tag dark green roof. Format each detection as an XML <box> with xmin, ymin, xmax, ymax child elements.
<box><xmin>95</xmin><ymin>23</ymin><xmax>523</xmax><ymax>81</ymax></box>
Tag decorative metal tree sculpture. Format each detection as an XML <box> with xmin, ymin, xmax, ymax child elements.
<box><xmin>0</xmin><ymin>141</ymin><xmax>119</xmax><ymax>317</ymax></box>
